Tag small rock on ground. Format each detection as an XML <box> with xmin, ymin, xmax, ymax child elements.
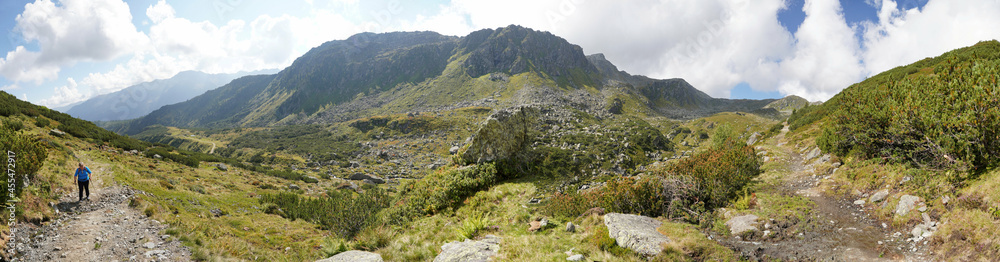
<box><xmin>895</xmin><ymin>195</ymin><xmax>920</xmax><ymax>217</ymax></box>
<box><xmin>567</xmin><ymin>254</ymin><xmax>585</xmax><ymax>261</ymax></box>
<box><xmin>869</xmin><ymin>189</ymin><xmax>890</xmax><ymax>203</ymax></box>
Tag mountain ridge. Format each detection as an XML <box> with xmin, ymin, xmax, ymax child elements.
<box><xmin>107</xmin><ymin>25</ymin><xmax>778</xmax><ymax>135</ymax></box>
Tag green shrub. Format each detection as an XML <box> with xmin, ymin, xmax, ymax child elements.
<box><xmin>821</xmin><ymin>40</ymin><xmax>1000</xmax><ymax>170</ymax></box>
<box><xmin>34</xmin><ymin>117</ymin><xmax>49</xmax><ymax>128</ymax></box>
<box><xmin>787</xmin><ymin>104</ymin><xmax>831</xmax><ymax>131</ymax></box>
<box><xmin>320</xmin><ymin>237</ymin><xmax>349</xmax><ymax>257</ymax></box>
<box><xmin>385</xmin><ymin>163</ymin><xmax>499</xmax><ymax>224</ymax></box>
<box><xmin>668</xmin><ymin>128</ymin><xmax>762</xmax><ymax>209</ymax></box>
<box><xmin>2</xmin><ymin>118</ymin><xmax>23</xmax><ymax>132</ymax></box>
<box><xmin>260</xmin><ymin>188</ymin><xmax>391</xmax><ymax>239</ymax></box>
<box><xmin>456</xmin><ymin>214</ymin><xmax>488</xmax><ymax>240</ymax></box>
<box><xmin>0</xmin><ymin>127</ymin><xmax>48</xmax><ymax>203</ymax></box>
<box><xmin>588</xmin><ymin>223</ymin><xmax>631</xmax><ymax>257</ymax></box>
<box><xmin>544</xmin><ymin>177</ymin><xmax>667</xmax><ymax>218</ymax></box>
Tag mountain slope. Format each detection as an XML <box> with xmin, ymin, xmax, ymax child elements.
<box><xmin>110</xmin><ymin>25</ymin><xmax>776</xmax><ymax>135</ymax></box>
<box><xmin>787</xmin><ymin>39</ymin><xmax>1000</xmax><ymax>261</ymax></box>
<box><xmin>65</xmin><ymin>70</ymin><xmax>272</xmax><ymax>121</ymax></box>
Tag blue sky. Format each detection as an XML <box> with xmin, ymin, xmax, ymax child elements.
<box><xmin>2</xmin><ymin>0</ymin><xmax>996</xmax><ymax>108</ymax></box>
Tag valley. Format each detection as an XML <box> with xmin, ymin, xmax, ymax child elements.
<box><xmin>0</xmin><ymin>25</ymin><xmax>997</xmax><ymax>262</ymax></box>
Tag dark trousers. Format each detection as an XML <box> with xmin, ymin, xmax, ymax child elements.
<box><xmin>78</xmin><ymin>180</ymin><xmax>89</xmax><ymax>200</ymax></box>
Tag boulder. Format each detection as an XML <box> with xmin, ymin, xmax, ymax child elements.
<box><xmin>215</xmin><ymin>163</ymin><xmax>228</xmax><ymax>171</ymax></box>
<box><xmin>288</xmin><ymin>184</ymin><xmax>301</xmax><ymax>190</ymax></box>
<box><xmin>348</xmin><ymin>173</ymin><xmax>385</xmax><ymax>184</ymax></box>
<box><xmin>746</xmin><ymin>132</ymin><xmax>761</xmax><ymax>146</ymax></box>
<box><xmin>895</xmin><ymin>195</ymin><xmax>920</xmax><ymax>217</ymax></box>
<box><xmin>603</xmin><ymin>213</ymin><xmax>670</xmax><ymax>256</ymax></box>
<box><xmin>450</xmin><ymin>146</ymin><xmax>461</xmax><ymax>154</ymax></box>
<box><xmin>725</xmin><ymin>214</ymin><xmax>759</xmax><ymax>235</ymax></box>
<box><xmin>565</xmin><ymin>222</ymin><xmax>576</xmax><ymax>233</ymax></box>
<box><xmin>869</xmin><ymin>189</ymin><xmax>890</xmax><ymax>203</ymax></box>
<box><xmin>434</xmin><ymin>235</ymin><xmax>501</xmax><ymax>262</ymax></box>
<box><xmin>461</xmin><ymin>106</ymin><xmax>539</xmax><ymax>164</ymax></box>
<box><xmin>316</xmin><ymin>250</ymin><xmax>383</xmax><ymax>262</ymax></box>
<box><xmin>567</xmin><ymin>254</ymin><xmax>584</xmax><ymax>261</ymax></box>
<box><xmin>49</xmin><ymin>129</ymin><xmax>66</xmax><ymax>137</ymax></box>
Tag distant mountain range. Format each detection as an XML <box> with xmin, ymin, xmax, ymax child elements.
<box><xmin>65</xmin><ymin>70</ymin><xmax>277</xmax><ymax>121</ymax></box>
<box><xmin>106</xmin><ymin>25</ymin><xmax>779</xmax><ymax>135</ymax></box>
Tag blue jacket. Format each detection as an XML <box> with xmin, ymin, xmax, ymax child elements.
<box><xmin>75</xmin><ymin>167</ymin><xmax>91</xmax><ymax>182</ymax></box>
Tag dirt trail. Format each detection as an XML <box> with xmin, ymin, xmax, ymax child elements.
<box><xmin>719</xmin><ymin>125</ymin><xmax>931</xmax><ymax>261</ymax></box>
<box><xmin>9</xmin><ymin>154</ymin><xmax>191</xmax><ymax>262</ymax></box>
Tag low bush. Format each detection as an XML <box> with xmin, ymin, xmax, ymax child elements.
<box><xmin>384</xmin><ymin>163</ymin><xmax>499</xmax><ymax>224</ymax></box>
<box><xmin>544</xmin><ymin>125</ymin><xmax>762</xmax><ymax>221</ymax></box>
<box><xmin>544</xmin><ymin>177</ymin><xmax>669</xmax><ymax>218</ymax></box>
<box><xmin>2</xmin><ymin>118</ymin><xmax>23</xmax><ymax>131</ymax></box>
<box><xmin>820</xmin><ymin>40</ymin><xmax>1000</xmax><ymax>171</ymax></box>
<box><xmin>260</xmin><ymin>188</ymin><xmax>391</xmax><ymax>239</ymax></box>
<box><xmin>0</xmin><ymin>127</ymin><xmax>48</xmax><ymax>203</ymax></box>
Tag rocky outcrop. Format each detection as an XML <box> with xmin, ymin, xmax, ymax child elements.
<box><xmin>316</xmin><ymin>250</ymin><xmax>383</xmax><ymax>262</ymax></box>
<box><xmin>461</xmin><ymin>106</ymin><xmax>539</xmax><ymax>164</ymax></box>
<box><xmin>603</xmin><ymin>213</ymin><xmax>670</xmax><ymax>256</ymax></box>
<box><xmin>347</xmin><ymin>173</ymin><xmax>385</xmax><ymax>184</ymax></box>
<box><xmin>434</xmin><ymin>235</ymin><xmax>501</xmax><ymax>262</ymax></box>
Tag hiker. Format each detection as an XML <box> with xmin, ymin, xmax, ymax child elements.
<box><xmin>74</xmin><ymin>162</ymin><xmax>91</xmax><ymax>201</ymax></box>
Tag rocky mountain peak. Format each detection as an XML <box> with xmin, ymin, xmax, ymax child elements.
<box><xmin>459</xmin><ymin>25</ymin><xmax>599</xmax><ymax>87</ymax></box>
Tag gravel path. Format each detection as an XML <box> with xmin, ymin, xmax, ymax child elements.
<box><xmin>9</xmin><ymin>163</ymin><xmax>191</xmax><ymax>262</ymax></box>
<box><xmin>719</xmin><ymin>124</ymin><xmax>931</xmax><ymax>261</ymax></box>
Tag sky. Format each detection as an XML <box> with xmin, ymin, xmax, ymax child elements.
<box><xmin>1</xmin><ymin>0</ymin><xmax>999</xmax><ymax>108</ymax></box>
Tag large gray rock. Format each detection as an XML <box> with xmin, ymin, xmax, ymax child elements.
<box><xmin>725</xmin><ymin>214</ymin><xmax>759</xmax><ymax>235</ymax></box>
<box><xmin>434</xmin><ymin>235</ymin><xmax>501</xmax><ymax>262</ymax></box>
<box><xmin>461</xmin><ymin>106</ymin><xmax>539</xmax><ymax>164</ymax></box>
<box><xmin>316</xmin><ymin>250</ymin><xmax>383</xmax><ymax>262</ymax></box>
<box><xmin>347</xmin><ymin>173</ymin><xmax>385</xmax><ymax>184</ymax></box>
<box><xmin>869</xmin><ymin>189</ymin><xmax>890</xmax><ymax>203</ymax></box>
<box><xmin>603</xmin><ymin>213</ymin><xmax>670</xmax><ymax>256</ymax></box>
<box><xmin>895</xmin><ymin>195</ymin><xmax>920</xmax><ymax>217</ymax></box>
<box><xmin>805</xmin><ymin>147</ymin><xmax>822</xmax><ymax>160</ymax></box>
<box><xmin>746</xmin><ymin>132</ymin><xmax>761</xmax><ymax>146</ymax></box>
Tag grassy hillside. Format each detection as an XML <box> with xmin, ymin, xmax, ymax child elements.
<box><xmin>792</xmin><ymin>40</ymin><xmax>1000</xmax><ymax>260</ymax></box>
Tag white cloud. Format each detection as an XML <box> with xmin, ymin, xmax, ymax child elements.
<box><xmin>0</xmin><ymin>0</ymin><xmax>147</xmax><ymax>83</ymax></box>
<box><xmin>39</xmin><ymin>77</ymin><xmax>87</xmax><ymax>107</ymax></box>
<box><xmin>79</xmin><ymin>1</ymin><xmax>360</xmax><ymax>96</ymax></box>
<box><xmin>145</xmin><ymin>0</ymin><xmax>174</xmax><ymax>24</ymax></box>
<box><xmin>18</xmin><ymin>0</ymin><xmax>1000</xmax><ymax>107</ymax></box>
<box><xmin>862</xmin><ymin>0</ymin><xmax>1000</xmax><ymax>76</ymax></box>
<box><xmin>776</xmin><ymin>0</ymin><xmax>865</xmax><ymax>101</ymax></box>
<box><xmin>1</xmin><ymin>84</ymin><xmax>19</xmax><ymax>91</ymax></box>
